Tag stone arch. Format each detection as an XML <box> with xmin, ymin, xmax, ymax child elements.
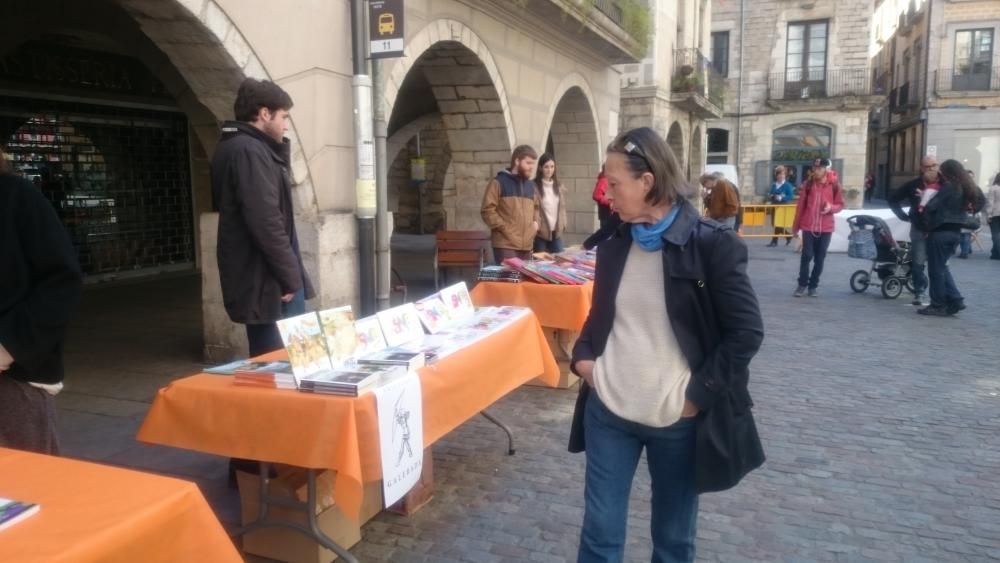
<box><xmin>382</xmin><ymin>20</ymin><xmax>515</xmax><ymax>231</ymax></box>
<box><xmin>1</xmin><ymin>0</ymin><xmax>317</xmax><ymax>212</ymax></box>
<box><xmin>542</xmin><ymin>77</ymin><xmax>602</xmax><ymax>242</ymax></box>
<box><xmin>667</xmin><ymin>122</ymin><xmax>685</xmax><ymax>172</ymax></box>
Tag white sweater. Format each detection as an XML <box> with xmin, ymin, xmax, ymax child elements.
<box><xmin>592</xmin><ymin>242</ymin><xmax>692</xmax><ymax>427</ymax></box>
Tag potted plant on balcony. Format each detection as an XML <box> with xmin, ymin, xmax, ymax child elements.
<box><xmin>672</xmin><ymin>71</ymin><xmax>703</xmax><ymax>93</ymax></box>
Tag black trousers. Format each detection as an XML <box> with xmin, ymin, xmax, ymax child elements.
<box><xmin>798</xmin><ymin>232</ymin><xmax>832</xmax><ymax>289</ymax></box>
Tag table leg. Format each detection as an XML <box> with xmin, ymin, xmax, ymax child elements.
<box><xmin>480</xmin><ymin>410</ymin><xmax>516</xmax><ymax>455</ymax></box>
<box><xmin>230</xmin><ymin>462</ymin><xmax>360</xmax><ymax>563</ymax></box>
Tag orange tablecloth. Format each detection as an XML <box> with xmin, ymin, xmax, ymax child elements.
<box><xmin>0</xmin><ymin>448</ymin><xmax>241</xmax><ymax>563</ymax></box>
<box><xmin>470</xmin><ymin>281</ymin><xmax>593</xmax><ymax>331</ymax></box>
<box><xmin>137</xmin><ymin>312</ymin><xmax>558</xmax><ymax>522</ymax></box>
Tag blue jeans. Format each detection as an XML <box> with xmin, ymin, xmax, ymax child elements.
<box><xmin>959</xmin><ymin>232</ymin><xmax>972</xmax><ymax>257</ymax></box>
<box><xmin>533</xmin><ymin>236</ymin><xmax>564</xmax><ymax>253</ymax></box>
<box><xmin>991</xmin><ymin>217</ymin><xmax>1000</xmax><ymax>259</ymax></box>
<box><xmin>578</xmin><ymin>393</ymin><xmax>698</xmax><ymax>563</ymax></box>
<box><xmin>245</xmin><ymin>288</ymin><xmax>305</xmax><ymax>357</ymax></box>
<box><xmin>926</xmin><ymin>230</ymin><xmax>963</xmax><ymax>308</ymax></box>
<box><xmin>908</xmin><ymin>226</ymin><xmax>927</xmax><ymax>296</ymax></box>
<box><xmin>797</xmin><ymin>232</ymin><xmax>832</xmax><ymax>290</ymax></box>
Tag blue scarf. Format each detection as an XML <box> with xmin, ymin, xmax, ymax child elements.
<box><xmin>631</xmin><ymin>206</ymin><xmax>680</xmax><ymax>252</ymax></box>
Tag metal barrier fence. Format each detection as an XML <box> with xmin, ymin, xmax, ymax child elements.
<box><xmin>738</xmin><ymin>204</ymin><xmax>798</xmax><ymax>238</ymax></box>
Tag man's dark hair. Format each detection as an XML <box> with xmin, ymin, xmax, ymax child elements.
<box><xmin>234</xmin><ymin>78</ymin><xmax>293</xmax><ymax>122</ymax></box>
<box><xmin>509</xmin><ymin>145</ymin><xmax>537</xmax><ymax>169</ymax></box>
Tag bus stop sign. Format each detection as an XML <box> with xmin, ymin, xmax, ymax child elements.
<box><xmin>369</xmin><ymin>0</ymin><xmax>404</xmax><ymax>59</ymax></box>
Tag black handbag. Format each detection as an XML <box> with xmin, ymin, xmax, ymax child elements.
<box><xmin>694</xmin><ymin>389</ymin><xmax>766</xmax><ymax>493</ymax></box>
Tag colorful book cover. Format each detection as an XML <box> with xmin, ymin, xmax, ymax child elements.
<box><xmin>354</xmin><ymin>315</ymin><xmax>388</xmax><ymax>357</ymax></box>
<box><xmin>0</xmin><ymin>498</ymin><xmax>39</xmax><ymax>532</ymax></box>
<box><xmin>276</xmin><ymin>312</ymin><xmax>333</xmax><ymax>380</ymax></box>
<box><xmin>438</xmin><ymin>282</ymin><xmax>475</xmax><ymax>320</ymax></box>
<box><xmin>375</xmin><ymin>303</ymin><xmax>426</xmax><ymax>347</ymax></box>
<box><xmin>414</xmin><ymin>295</ymin><xmax>452</xmax><ymax>334</ymax></box>
<box><xmin>318</xmin><ymin>306</ymin><xmax>357</xmax><ymax>367</ymax></box>
<box><xmin>205</xmin><ymin>359</ymin><xmax>291</xmax><ymax>375</ymax></box>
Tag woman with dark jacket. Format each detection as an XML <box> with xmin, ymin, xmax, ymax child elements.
<box><xmin>569</xmin><ymin>127</ymin><xmax>765</xmax><ymax>562</ymax></box>
<box><xmin>0</xmin><ymin>150</ymin><xmax>83</xmax><ymax>454</ymax></box>
<box><xmin>917</xmin><ymin>159</ymin><xmax>986</xmax><ymax>316</ymax></box>
<box><xmin>533</xmin><ymin>153</ymin><xmax>568</xmax><ymax>253</ymax></box>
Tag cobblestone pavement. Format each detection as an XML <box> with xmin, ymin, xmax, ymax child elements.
<box><xmin>58</xmin><ymin>239</ymin><xmax>1000</xmax><ymax>562</ymax></box>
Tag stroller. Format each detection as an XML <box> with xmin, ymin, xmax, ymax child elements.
<box><xmin>846</xmin><ymin>215</ymin><xmax>915</xmax><ymax>299</ymax></box>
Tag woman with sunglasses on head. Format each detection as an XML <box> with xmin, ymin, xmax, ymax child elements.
<box><xmin>568</xmin><ymin>127</ymin><xmax>765</xmax><ymax>563</ymax></box>
<box><xmin>533</xmin><ymin>153</ymin><xmax>568</xmax><ymax>254</ymax></box>
<box><xmin>917</xmin><ymin>159</ymin><xmax>985</xmax><ymax>316</ymax></box>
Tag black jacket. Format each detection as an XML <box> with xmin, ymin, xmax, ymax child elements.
<box><xmin>569</xmin><ymin>200</ymin><xmax>766</xmax><ymax>493</ymax></box>
<box><xmin>888</xmin><ymin>176</ymin><xmax>924</xmax><ymax>227</ymax></box>
<box><xmin>922</xmin><ymin>181</ymin><xmax>986</xmax><ymax>233</ymax></box>
<box><xmin>0</xmin><ymin>175</ymin><xmax>82</xmax><ymax>384</ymax></box>
<box><xmin>211</xmin><ymin>121</ymin><xmax>315</xmax><ymax>324</ymax></box>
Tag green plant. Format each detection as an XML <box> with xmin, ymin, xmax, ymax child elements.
<box><xmin>671</xmin><ymin>73</ymin><xmax>704</xmax><ymax>93</ymax></box>
<box><xmin>619</xmin><ymin>0</ymin><xmax>652</xmax><ymax>57</ymax></box>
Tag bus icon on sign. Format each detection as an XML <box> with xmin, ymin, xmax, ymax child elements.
<box><xmin>378</xmin><ymin>13</ymin><xmax>395</xmax><ymax>35</ymax></box>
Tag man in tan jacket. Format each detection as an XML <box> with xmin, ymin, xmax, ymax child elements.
<box><xmin>481</xmin><ymin>145</ymin><xmax>539</xmax><ymax>263</ymax></box>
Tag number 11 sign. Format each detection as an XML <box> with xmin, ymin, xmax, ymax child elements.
<box><xmin>369</xmin><ymin>0</ymin><xmax>404</xmax><ymax>59</ymax></box>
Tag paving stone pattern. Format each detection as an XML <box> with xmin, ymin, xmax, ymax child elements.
<box><xmin>58</xmin><ymin>241</ymin><xmax>1000</xmax><ymax>562</ymax></box>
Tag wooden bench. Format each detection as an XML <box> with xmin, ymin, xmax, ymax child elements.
<box><xmin>434</xmin><ymin>230</ymin><xmax>490</xmax><ymax>289</ymax></box>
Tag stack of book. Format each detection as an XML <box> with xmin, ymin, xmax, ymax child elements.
<box><xmin>477</xmin><ymin>265</ymin><xmax>522</xmax><ymax>283</ymax></box>
<box><xmin>233</xmin><ymin>371</ymin><xmax>298</xmax><ymax>390</ymax></box>
<box><xmin>299</xmin><ymin>365</ymin><xmax>395</xmax><ymax>397</ymax></box>
<box><xmin>502</xmin><ymin>258</ymin><xmax>588</xmax><ymax>285</ymax></box>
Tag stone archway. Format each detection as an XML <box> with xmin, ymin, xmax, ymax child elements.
<box><xmin>383</xmin><ymin>21</ymin><xmax>515</xmax><ymax>231</ymax></box>
<box><xmin>667</xmin><ymin>122</ymin><xmax>685</xmax><ymax>175</ymax></box>
<box><xmin>543</xmin><ymin>81</ymin><xmax>602</xmax><ymax>242</ymax></box>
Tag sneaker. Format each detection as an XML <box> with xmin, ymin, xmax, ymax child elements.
<box><xmin>957</xmin><ymin>254</ymin><xmax>969</xmax><ymax>259</ymax></box>
<box><xmin>767</xmin><ymin>240</ymin><xmax>778</xmax><ymax>247</ymax></box>
<box><xmin>946</xmin><ymin>300</ymin><xmax>967</xmax><ymax>315</ymax></box>
<box><xmin>917</xmin><ymin>305</ymin><xmax>951</xmax><ymax>317</ymax></box>
<box><xmin>808</xmin><ymin>288</ymin><xmax>818</xmax><ymax>297</ymax></box>
<box><xmin>793</xmin><ymin>286</ymin><xmax>806</xmax><ymax>297</ymax></box>
<box><xmin>911</xmin><ymin>296</ymin><xmax>924</xmax><ymax>307</ymax></box>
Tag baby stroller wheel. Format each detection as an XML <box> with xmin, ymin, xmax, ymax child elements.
<box><xmin>850</xmin><ymin>270</ymin><xmax>870</xmax><ymax>293</ymax></box>
<box><xmin>881</xmin><ymin>277</ymin><xmax>903</xmax><ymax>299</ymax></box>
<box><xmin>905</xmin><ymin>278</ymin><xmax>916</xmax><ymax>294</ymax></box>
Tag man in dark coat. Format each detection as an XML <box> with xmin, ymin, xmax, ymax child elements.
<box><xmin>0</xmin><ymin>151</ymin><xmax>83</xmax><ymax>454</ymax></box>
<box><xmin>211</xmin><ymin>78</ymin><xmax>315</xmax><ymax>357</ymax></box>
<box><xmin>888</xmin><ymin>155</ymin><xmax>938</xmax><ymax>306</ymax></box>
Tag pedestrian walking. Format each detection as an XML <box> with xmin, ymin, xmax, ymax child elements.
<box><xmin>569</xmin><ymin>127</ymin><xmax>765</xmax><ymax>563</ymax></box>
<box><xmin>791</xmin><ymin>158</ymin><xmax>844</xmax><ymax>297</ymax></box>
<box><xmin>592</xmin><ymin>163</ymin><xmax>612</xmax><ymax>227</ymax></box>
<box><xmin>917</xmin><ymin>159</ymin><xmax>985</xmax><ymax>316</ymax></box>
<box><xmin>699</xmin><ymin>172</ymin><xmax>740</xmax><ymax>228</ymax></box>
<box><xmin>986</xmin><ymin>173</ymin><xmax>1000</xmax><ymax>260</ymax></box>
<box><xmin>888</xmin><ymin>155</ymin><xmax>939</xmax><ymax>305</ymax></box>
<box><xmin>767</xmin><ymin>165</ymin><xmax>796</xmax><ymax>247</ymax></box>
<box><xmin>0</xmin><ymin>148</ymin><xmax>83</xmax><ymax>454</ymax></box>
<box><xmin>533</xmin><ymin>153</ymin><xmax>567</xmax><ymax>254</ymax></box>
<box><xmin>481</xmin><ymin>145</ymin><xmax>539</xmax><ymax>263</ymax></box>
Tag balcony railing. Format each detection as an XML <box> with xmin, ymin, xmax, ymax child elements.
<box><xmin>671</xmin><ymin>48</ymin><xmax>725</xmax><ymax>110</ymax></box>
<box><xmin>934</xmin><ymin>67</ymin><xmax>1000</xmax><ymax>93</ymax></box>
<box><xmin>592</xmin><ymin>0</ymin><xmax>623</xmax><ymax>26</ymax></box>
<box><xmin>767</xmin><ymin>68</ymin><xmax>879</xmax><ymax>101</ymax></box>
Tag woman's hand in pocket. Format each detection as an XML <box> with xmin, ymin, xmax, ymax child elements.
<box><xmin>574</xmin><ymin>360</ymin><xmax>595</xmax><ymax>387</ymax></box>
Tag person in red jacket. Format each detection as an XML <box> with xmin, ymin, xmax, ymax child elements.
<box><xmin>592</xmin><ymin>164</ymin><xmax>612</xmax><ymax>225</ymax></box>
<box><xmin>791</xmin><ymin>158</ymin><xmax>844</xmax><ymax>297</ymax></box>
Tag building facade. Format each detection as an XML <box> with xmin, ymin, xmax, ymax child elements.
<box><xmin>619</xmin><ymin>0</ymin><xmax>723</xmax><ymax>184</ymax></box>
<box><xmin>708</xmin><ymin>0</ymin><xmax>883</xmax><ymax>206</ymax></box>
<box><xmin>0</xmin><ymin>0</ymin><xmax>636</xmax><ymax>359</ymax></box>
<box><xmin>869</xmin><ymin>0</ymin><xmax>1000</xmax><ymax>198</ymax></box>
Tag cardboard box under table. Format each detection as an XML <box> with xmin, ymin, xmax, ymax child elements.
<box><xmin>136</xmin><ymin>312</ymin><xmax>558</xmax><ymax>562</ymax></box>
<box><xmin>470</xmin><ymin>281</ymin><xmax>593</xmax><ymax>388</ymax></box>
